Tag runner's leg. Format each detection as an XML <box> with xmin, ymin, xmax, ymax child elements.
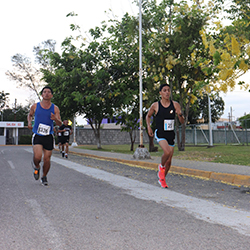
<box><xmin>158</xmin><ymin>140</ymin><xmax>174</xmax><ymax>176</ymax></box>
<box><xmin>42</xmin><ymin>149</ymin><xmax>52</xmax><ymax>177</ymax></box>
<box><xmin>33</xmin><ymin>144</ymin><xmax>43</xmax><ymax>168</ymax></box>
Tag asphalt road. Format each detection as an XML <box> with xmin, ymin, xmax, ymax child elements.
<box><xmin>1</xmin><ymin>146</ymin><xmax>250</xmax><ymax>250</ymax></box>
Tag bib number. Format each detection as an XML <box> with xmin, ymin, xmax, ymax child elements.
<box><xmin>64</xmin><ymin>131</ymin><xmax>69</xmax><ymax>136</ymax></box>
<box><xmin>164</xmin><ymin>119</ymin><xmax>174</xmax><ymax>131</ymax></box>
<box><xmin>38</xmin><ymin>123</ymin><xmax>50</xmax><ymax>135</ymax></box>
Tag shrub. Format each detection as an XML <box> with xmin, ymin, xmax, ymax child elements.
<box><xmin>19</xmin><ymin>135</ymin><xmax>32</xmax><ymax>145</ymax></box>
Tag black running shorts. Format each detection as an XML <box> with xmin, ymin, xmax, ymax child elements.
<box><xmin>60</xmin><ymin>137</ymin><xmax>69</xmax><ymax>145</ymax></box>
<box><xmin>32</xmin><ymin>134</ymin><xmax>54</xmax><ymax>151</ymax></box>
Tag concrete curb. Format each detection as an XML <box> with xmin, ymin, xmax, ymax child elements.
<box><xmin>69</xmin><ymin>151</ymin><xmax>250</xmax><ymax>187</ymax></box>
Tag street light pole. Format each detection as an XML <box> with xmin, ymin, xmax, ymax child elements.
<box><xmin>208</xmin><ymin>94</ymin><xmax>213</xmax><ymax>147</ymax></box>
<box><xmin>71</xmin><ymin>116</ymin><xmax>78</xmax><ymax>147</ymax></box>
<box><xmin>132</xmin><ymin>0</ymin><xmax>150</xmax><ymax>159</ymax></box>
<box><xmin>139</xmin><ymin>0</ymin><xmax>143</xmax><ymax>148</ymax></box>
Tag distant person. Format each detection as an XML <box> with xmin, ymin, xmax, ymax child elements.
<box><xmin>55</xmin><ymin>125</ymin><xmax>62</xmax><ymax>153</ymax></box>
<box><xmin>27</xmin><ymin>86</ymin><xmax>62</xmax><ymax>186</ymax></box>
<box><xmin>58</xmin><ymin>120</ymin><xmax>73</xmax><ymax>158</ymax></box>
<box><xmin>146</xmin><ymin>83</ymin><xmax>185</xmax><ymax>188</ymax></box>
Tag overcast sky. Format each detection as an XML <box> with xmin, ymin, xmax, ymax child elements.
<box><xmin>0</xmin><ymin>0</ymin><xmax>249</xmax><ymax>124</ymax></box>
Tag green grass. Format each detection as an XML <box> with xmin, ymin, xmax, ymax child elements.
<box><xmin>76</xmin><ymin>143</ymin><xmax>250</xmax><ymax>166</ymax></box>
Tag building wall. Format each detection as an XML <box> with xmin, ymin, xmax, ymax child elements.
<box><xmin>75</xmin><ymin>128</ymin><xmax>149</xmax><ymax>145</ymax></box>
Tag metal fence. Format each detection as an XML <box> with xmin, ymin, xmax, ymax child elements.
<box><xmin>184</xmin><ymin>124</ymin><xmax>250</xmax><ymax>146</ymax></box>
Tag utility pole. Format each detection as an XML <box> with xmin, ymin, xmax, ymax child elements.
<box><xmin>139</xmin><ymin>0</ymin><xmax>143</xmax><ymax>148</ymax></box>
<box><xmin>71</xmin><ymin>116</ymin><xmax>78</xmax><ymax>147</ymax></box>
<box><xmin>133</xmin><ymin>0</ymin><xmax>150</xmax><ymax>159</ymax></box>
<box><xmin>14</xmin><ymin>99</ymin><xmax>17</xmax><ymax>121</ymax></box>
<box><xmin>208</xmin><ymin>94</ymin><xmax>213</xmax><ymax>147</ymax></box>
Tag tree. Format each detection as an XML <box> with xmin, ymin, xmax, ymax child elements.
<box><xmin>2</xmin><ymin>105</ymin><xmax>30</xmax><ymax>125</ymax></box>
<box><xmin>188</xmin><ymin>91</ymin><xmax>225</xmax><ymax>124</ymax></box>
<box><xmin>0</xmin><ymin>91</ymin><xmax>9</xmax><ymax>110</ymax></box>
<box><xmin>115</xmin><ymin>105</ymin><xmax>139</xmax><ymax>151</ymax></box>
<box><xmin>139</xmin><ymin>0</ymin><xmax>249</xmax><ymax>151</ymax></box>
<box><xmin>197</xmin><ymin>0</ymin><xmax>250</xmax><ymax>93</ymax></box>
<box><xmin>238</xmin><ymin>114</ymin><xmax>250</xmax><ymax>129</ymax></box>
<box><xmin>5</xmin><ymin>39</ymin><xmax>56</xmax><ymax>102</ymax></box>
<box><xmin>5</xmin><ymin>54</ymin><xmax>44</xmax><ymax>101</ymax></box>
<box><xmin>33</xmin><ymin>39</ymin><xmax>56</xmax><ymax>70</ymax></box>
<box><xmin>141</xmin><ymin>0</ymin><xmax>214</xmax><ymax>151</ymax></box>
<box><xmin>42</xmin><ymin>27</ymin><xmax>133</xmax><ymax>148</ymax></box>
<box><xmin>223</xmin><ymin>0</ymin><xmax>250</xmax><ymax>39</ymax></box>
<box><xmin>0</xmin><ymin>91</ymin><xmax>9</xmax><ymax>120</ymax></box>
<box><xmin>104</xmin><ymin>12</ymin><xmax>149</xmax><ymax>151</ymax></box>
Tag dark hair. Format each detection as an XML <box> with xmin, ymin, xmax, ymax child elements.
<box><xmin>159</xmin><ymin>83</ymin><xmax>170</xmax><ymax>92</ymax></box>
<box><xmin>41</xmin><ymin>86</ymin><xmax>53</xmax><ymax>95</ymax></box>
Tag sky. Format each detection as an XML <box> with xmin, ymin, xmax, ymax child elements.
<box><xmin>0</xmin><ymin>0</ymin><xmax>249</xmax><ymax>125</ymax></box>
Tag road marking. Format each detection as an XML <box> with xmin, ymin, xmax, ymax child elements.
<box><xmin>8</xmin><ymin>161</ymin><xmax>15</xmax><ymax>169</ymax></box>
<box><xmin>26</xmin><ymin>199</ymin><xmax>64</xmax><ymax>249</ymax></box>
<box><xmin>50</xmin><ymin>156</ymin><xmax>250</xmax><ymax>237</ymax></box>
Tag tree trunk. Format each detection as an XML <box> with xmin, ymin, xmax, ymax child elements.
<box><xmin>176</xmin><ymin>122</ymin><xmax>181</xmax><ymax>151</ymax></box>
<box><xmin>180</xmin><ymin>123</ymin><xmax>186</xmax><ymax>151</ymax></box>
<box><xmin>90</xmin><ymin>121</ymin><xmax>102</xmax><ymax>149</ymax></box>
<box><xmin>129</xmin><ymin>130</ymin><xmax>136</xmax><ymax>151</ymax></box>
<box><xmin>95</xmin><ymin>128</ymin><xmax>102</xmax><ymax>149</ymax></box>
<box><xmin>148</xmin><ymin>134</ymin><xmax>158</xmax><ymax>152</ymax></box>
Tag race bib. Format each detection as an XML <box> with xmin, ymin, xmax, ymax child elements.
<box><xmin>37</xmin><ymin>123</ymin><xmax>50</xmax><ymax>135</ymax></box>
<box><xmin>164</xmin><ymin>119</ymin><xmax>174</xmax><ymax>131</ymax></box>
<box><xmin>64</xmin><ymin>131</ymin><xmax>69</xmax><ymax>136</ymax></box>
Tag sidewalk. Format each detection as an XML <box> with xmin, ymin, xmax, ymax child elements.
<box><xmin>69</xmin><ymin>146</ymin><xmax>250</xmax><ymax>187</ymax></box>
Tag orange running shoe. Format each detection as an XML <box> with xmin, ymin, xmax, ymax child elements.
<box><xmin>32</xmin><ymin>161</ymin><xmax>40</xmax><ymax>180</ymax></box>
<box><xmin>157</xmin><ymin>164</ymin><xmax>166</xmax><ymax>180</ymax></box>
<box><xmin>158</xmin><ymin>177</ymin><xmax>168</xmax><ymax>188</ymax></box>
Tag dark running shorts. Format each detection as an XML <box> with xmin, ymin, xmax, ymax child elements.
<box><xmin>60</xmin><ymin>137</ymin><xmax>69</xmax><ymax>145</ymax></box>
<box><xmin>32</xmin><ymin>134</ymin><xmax>54</xmax><ymax>151</ymax></box>
<box><xmin>154</xmin><ymin>129</ymin><xmax>175</xmax><ymax>147</ymax></box>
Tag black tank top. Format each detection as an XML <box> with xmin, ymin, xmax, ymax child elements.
<box><xmin>155</xmin><ymin>100</ymin><xmax>175</xmax><ymax>139</ymax></box>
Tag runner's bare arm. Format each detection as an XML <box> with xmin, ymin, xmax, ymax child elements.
<box><xmin>146</xmin><ymin>102</ymin><xmax>157</xmax><ymax>137</ymax></box>
<box><xmin>173</xmin><ymin>101</ymin><xmax>185</xmax><ymax>124</ymax></box>
<box><xmin>27</xmin><ymin>104</ymin><xmax>36</xmax><ymax>130</ymax></box>
<box><xmin>51</xmin><ymin>105</ymin><xmax>62</xmax><ymax>126</ymax></box>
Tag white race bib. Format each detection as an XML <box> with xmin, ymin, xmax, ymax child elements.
<box><xmin>37</xmin><ymin>123</ymin><xmax>50</xmax><ymax>135</ymax></box>
<box><xmin>164</xmin><ymin>119</ymin><xmax>174</xmax><ymax>131</ymax></box>
<box><xmin>64</xmin><ymin>131</ymin><xmax>69</xmax><ymax>136</ymax></box>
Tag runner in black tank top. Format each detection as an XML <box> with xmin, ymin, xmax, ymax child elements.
<box><xmin>146</xmin><ymin>83</ymin><xmax>185</xmax><ymax>188</ymax></box>
<box><xmin>155</xmin><ymin>100</ymin><xmax>175</xmax><ymax>146</ymax></box>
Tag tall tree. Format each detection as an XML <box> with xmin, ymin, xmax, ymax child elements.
<box><xmin>5</xmin><ymin>39</ymin><xmax>56</xmax><ymax>102</ymax></box>
<box><xmin>140</xmin><ymin>0</ymin><xmax>249</xmax><ymax>150</ymax></box>
<box><xmin>141</xmin><ymin>0</ymin><xmax>213</xmax><ymax>150</ymax></box>
<box><xmin>42</xmin><ymin>28</ymin><xmax>133</xmax><ymax>148</ymax></box>
<box><xmin>0</xmin><ymin>91</ymin><xmax>10</xmax><ymax>119</ymax></box>
<box><xmin>33</xmin><ymin>39</ymin><xmax>56</xmax><ymax>70</ymax></box>
<box><xmin>5</xmin><ymin>54</ymin><xmax>43</xmax><ymax>101</ymax></box>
